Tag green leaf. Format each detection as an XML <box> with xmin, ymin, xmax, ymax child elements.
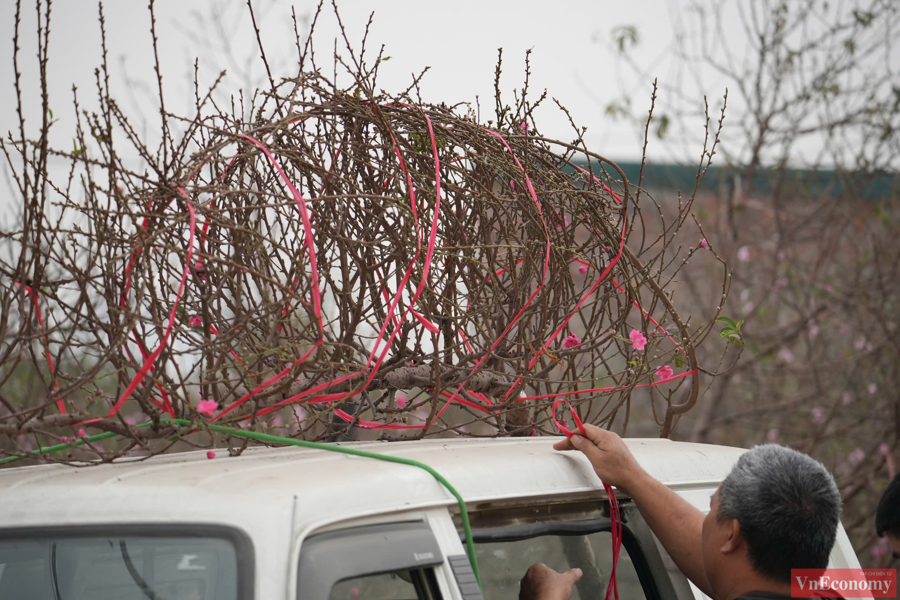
<box><xmin>720</xmin><ymin>328</ymin><xmax>736</xmax><ymax>338</ymax></box>
<box><xmin>853</xmin><ymin>10</ymin><xmax>874</xmax><ymax>27</ymax></box>
<box><xmin>627</xmin><ymin>360</ymin><xmax>637</xmax><ymax>366</ymax></box>
<box><xmin>735</xmin><ymin>320</ymin><xmax>744</xmax><ymax>331</ymax></box>
<box><xmin>72</xmin><ymin>138</ymin><xmax>84</xmax><ymax>157</ymax></box>
<box><xmin>48</xmin><ymin>108</ymin><xmax>53</xmax><ymax>119</ymax></box>
<box><xmin>382</xmin><ymin>56</ymin><xmax>392</xmax><ymax>61</ymax></box>
<box><xmin>656</xmin><ymin>114</ymin><xmax>670</xmax><ymax>139</ymax></box>
<box><xmin>716</xmin><ymin>316</ymin><xmax>736</xmax><ymax>328</ymax></box>
<box><xmin>612</xmin><ymin>25</ymin><xmax>639</xmax><ymax>54</ymax></box>
<box><xmin>675</xmin><ymin>355</ymin><xmax>684</xmax><ymax>368</ymax></box>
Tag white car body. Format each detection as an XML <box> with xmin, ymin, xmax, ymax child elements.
<box><xmin>0</xmin><ymin>437</ymin><xmax>861</xmax><ymax>599</ymax></box>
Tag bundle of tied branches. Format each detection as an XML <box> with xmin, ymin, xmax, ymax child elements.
<box><xmin>0</xmin><ymin>1</ymin><xmax>728</xmax><ymax>462</ymax></box>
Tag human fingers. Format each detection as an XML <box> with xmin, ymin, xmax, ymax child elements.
<box><xmin>553</xmin><ymin>437</ymin><xmax>577</xmax><ymax>451</ymax></box>
<box><xmin>567</xmin><ymin>433</ymin><xmax>608</xmax><ymax>466</ymax></box>
<box><xmin>580</xmin><ymin>423</ymin><xmax>615</xmax><ymax>447</ymax></box>
<box><xmin>563</xmin><ymin>568</ymin><xmax>583</xmax><ymax>586</ymax></box>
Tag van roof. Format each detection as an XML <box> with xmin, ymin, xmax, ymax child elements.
<box><xmin>0</xmin><ymin>437</ymin><xmax>745</xmax><ymax>533</ymax></box>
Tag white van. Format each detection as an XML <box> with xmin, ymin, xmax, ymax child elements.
<box><xmin>0</xmin><ymin>437</ymin><xmax>861</xmax><ymax>599</ymax></box>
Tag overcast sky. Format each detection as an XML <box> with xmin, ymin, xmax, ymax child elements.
<box><xmin>1</xmin><ymin>0</ymin><xmax>747</xmax><ymax>169</ymax></box>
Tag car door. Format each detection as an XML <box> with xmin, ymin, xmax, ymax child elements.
<box><xmin>296</xmin><ymin>517</ymin><xmax>480</xmax><ymax>600</ymax></box>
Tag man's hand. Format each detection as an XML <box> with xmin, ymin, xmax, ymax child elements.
<box><xmin>553</xmin><ymin>423</ymin><xmax>646</xmax><ymax>495</ymax></box>
<box><xmin>519</xmin><ymin>563</ymin><xmax>583</xmax><ymax>600</ymax></box>
<box><xmin>556</xmin><ymin>423</ymin><xmax>714</xmax><ymax>597</ymax></box>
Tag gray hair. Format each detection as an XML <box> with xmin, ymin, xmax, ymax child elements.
<box><xmin>718</xmin><ymin>444</ymin><xmax>842</xmax><ymax>583</ymax></box>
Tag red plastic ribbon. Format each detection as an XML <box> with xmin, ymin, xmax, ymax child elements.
<box><xmin>430</xmin><ymin>128</ymin><xmax>552</xmax><ymax>425</ymax></box>
<box><xmin>15</xmin><ymin>283</ymin><xmax>64</xmax><ymax>413</ymax></box>
<box><xmin>209</xmin><ymin>135</ymin><xmax>325</xmax><ymax>422</ymax></box>
<box><xmin>552</xmin><ymin>401</ymin><xmax>622</xmax><ymax>600</ymax></box>
<box><xmin>92</xmin><ymin>195</ymin><xmax>196</xmax><ymax>421</ymax></box>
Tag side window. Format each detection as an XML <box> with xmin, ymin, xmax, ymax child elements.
<box><xmin>0</xmin><ymin>527</ymin><xmax>250</xmax><ymax>600</ymax></box>
<box><xmin>469</xmin><ymin>518</ymin><xmax>660</xmax><ymax>600</ymax></box>
<box><xmin>298</xmin><ymin>522</ymin><xmax>443</xmax><ymax>600</ymax></box>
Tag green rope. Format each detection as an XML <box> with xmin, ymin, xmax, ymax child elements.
<box><xmin>0</xmin><ymin>418</ymin><xmax>482</xmax><ymax>587</ymax></box>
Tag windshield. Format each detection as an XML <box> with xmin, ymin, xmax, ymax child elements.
<box><xmin>0</xmin><ymin>534</ymin><xmax>241</xmax><ymax>600</ymax></box>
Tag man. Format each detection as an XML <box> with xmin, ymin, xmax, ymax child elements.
<box><xmin>520</xmin><ymin>424</ymin><xmax>842</xmax><ymax>600</ymax></box>
<box><xmin>876</xmin><ymin>472</ymin><xmax>900</xmax><ymax>558</ymax></box>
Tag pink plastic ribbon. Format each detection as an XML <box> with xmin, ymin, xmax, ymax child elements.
<box><xmin>94</xmin><ymin>194</ymin><xmax>196</xmax><ymax>420</ymax></box>
<box><xmin>15</xmin><ymin>283</ymin><xmax>64</xmax><ymax>413</ymax></box>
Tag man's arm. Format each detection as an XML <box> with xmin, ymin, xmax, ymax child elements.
<box><xmin>554</xmin><ymin>425</ymin><xmax>714</xmax><ymax>597</ymax></box>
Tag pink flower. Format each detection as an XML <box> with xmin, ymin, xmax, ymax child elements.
<box><xmin>655</xmin><ymin>365</ymin><xmax>674</xmax><ymax>381</ymax></box>
<box><xmin>823</xmin><ymin>284</ymin><xmax>834</xmax><ymax>293</ymax></box>
<box><xmin>778</xmin><ymin>348</ymin><xmax>794</xmax><ymax>363</ymax></box>
<box><xmin>60</xmin><ymin>436</ymin><xmax>68</xmax><ymax>444</ymax></box>
<box><xmin>193</xmin><ymin>262</ymin><xmax>208</xmax><ymax>281</ymax></box>
<box><xmin>811</xmin><ymin>407</ymin><xmax>825</xmax><ymax>424</ymax></box>
<box><xmin>808</xmin><ymin>322</ymin><xmax>819</xmax><ymax>339</ymax></box>
<box><xmin>841</xmin><ymin>391</ymin><xmax>854</xmax><ymax>405</ymax></box>
<box><xmin>519</xmin><ymin>121</ymin><xmax>529</xmax><ymax>133</ymax></box>
<box><xmin>766</xmin><ymin>428</ymin><xmax>779</xmax><ymax>443</ymax></box>
<box><xmin>578</xmin><ymin>266</ymin><xmax>587</xmax><ymax>274</ymax></box>
<box><xmin>869</xmin><ymin>383</ymin><xmax>879</xmax><ymax>396</ymax></box>
<box><xmin>206</xmin><ymin>450</ymin><xmax>216</xmax><ymax>460</ymax></box>
<box><xmin>699</xmin><ymin>238</ymin><xmax>708</xmax><ymax>249</ymax></box>
<box><xmin>78</xmin><ymin>428</ymin><xmax>86</xmax><ymax>437</ymax></box>
<box><xmin>197</xmin><ymin>399</ymin><xmax>219</xmax><ymax>415</ymax></box>
<box><xmin>396</xmin><ymin>393</ymin><xmax>408</xmax><ymax>409</ymax></box>
<box><xmin>880</xmin><ymin>443</ymin><xmax>891</xmax><ymax>456</ymax></box>
<box><xmin>562</xmin><ymin>334</ymin><xmax>581</xmax><ymax>349</ymax></box>
<box><xmin>189</xmin><ymin>315</ymin><xmax>203</xmax><ymax>328</ymax></box>
<box><xmin>737</xmin><ymin>246</ymin><xmax>751</xmax><ymax>262</ymax></box>
<box><xmin>629</xmin><ymin>330</ymin><xmax>647</xmax><ymax>352</ymax></box>
<box><xmin>848</xmin><ymin>449</ymin><xmax>866</xmax><ymax>466</ymax></box>
<box><xmin>854</xmin><ymin>337</ymin><xmax>866</xmax><ymax>351</ymax></box>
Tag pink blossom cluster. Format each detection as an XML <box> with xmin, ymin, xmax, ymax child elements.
<box><xmin>197</xmin><ymin>399</ymin><xmax>219</xmax><ymax>415</ymax></box>
<box><xmin>562</xmin><ymin>334</ymin><xmax>580</xmax><ymax>349</ymax></box>
<box><xmin>629</xmin><ymin>330</ymin><xmax>647</xmax><ymax>351</ymax></box>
